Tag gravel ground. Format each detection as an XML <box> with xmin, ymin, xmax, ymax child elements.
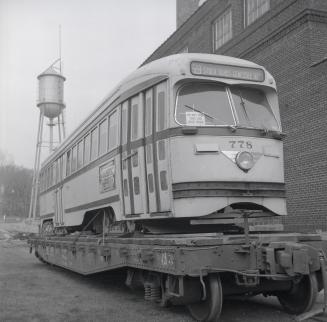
<box><xmin>0</xmin><ymin>230</ymin><xmax>327</xmax><ymax>322</ymax></box>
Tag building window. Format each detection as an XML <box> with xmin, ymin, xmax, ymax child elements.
<box><xmin>246</xmin><ymin>0</ymin><xmax>270</xmax><ymax>26</ymax></box>
<box><xmin>212</xmin><ymin>8</ymin><xmax>232</xmax><ymax>51</ymax></box>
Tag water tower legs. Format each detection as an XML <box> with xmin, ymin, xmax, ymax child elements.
<box><xmin>28</xmin><ymin>112</ymin><xmax>44</xmax><ymax>220</ymax></box>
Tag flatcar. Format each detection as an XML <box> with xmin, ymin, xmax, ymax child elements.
<box><xmin>38</xmin><ymin>53</ymin><xmax>286</xmax><ymax>235</ymax></box>
<box><xmin>33</xmin><ymin>54</ymin><xmax>327</xmax><ymax>322</ymax></box>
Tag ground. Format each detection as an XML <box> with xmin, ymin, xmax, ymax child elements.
<box><xmin>0</xmin><ymin>226</ymin><xmax>327</xmax><ymax>322</ymax></box>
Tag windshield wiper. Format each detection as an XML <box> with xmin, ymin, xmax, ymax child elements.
<box><xmin>184</xmin><ymin>104</ymin><xmax>224</xmax><ymax>124</ymax></box>
<box><xmin>237</xmin><ymin>90</ymin><xmax>252</xmax><ymax>126</ymax></box>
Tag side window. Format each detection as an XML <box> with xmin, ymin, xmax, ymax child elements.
<box><xmin>145</xmin><ymin>90</ymin><xmax>153</xmax><ymax>136</ymax></box>
<box><xmin>48</xmin><ymin>167</ymin><xmax>51</xmax><ymax>188</ymax></box>
<box><xmin>146</xmin><ymin>144</ymin><xmax>152</xmax><ymax>164</ymax></box>
<box><xmin>56</xmin><ymin>159</ymin><xmax>60</xmax><ymax>183</ymax></box>
<box><xmin>47</xmin><ymin>167</ymin><xmax>51</xmax><ymax>188</ymax></box>
<box><xmin>132</xmin><ymin>150</ymin><xmax>138</xmax><ymax>167</ymax></box>
<box><xmin>91</xmin><ymin>127</ymin><xmax>98</xmax><ymax>161</ymax></box>
<box><xmin>53</xmin><ymin>161</ymin><xmax>57</xmax><ymax>185</ymax></box>
<box><xmin>122</xmin><ymin>102</ymin><xmax>128</xmax><ymax>145</ymax></box>
<box><xmin>66</xmin><ymin>150</ymin><xmax>71</xmax><ymax>176</ymax></box>
<box><xmin>50</xmin><ymin>165</ymin><xmax>53</xmax><ymax>187</ymax></box>
<box><xmin>99</xmin><ymin>118</ymin><xmax>108</xmax><ymax>155</ymax></box>
<box><xmin>148</xmin><ymin>173</ymin><xmax>154</xmax><ymax>193</ymax></box>
<box><xmin>158</xmin><ymin>140</ymin><xmax>165</xmax><ymax>160</ymax></box>
<box><xmin>157</xmin><ymin>83</ymin><xmax>167</xmax><ymax>132</ymax></box>
<box><xmin>77</xmin><ymin>140</ymin><xmax>84</xmax><ymax>170</ymax></box>
<box><xmin>133</xmin><ymin>177</ymin><xmax>140</xmax><ymax>195</ymax></box>
<box><xmin>59</xmin><ymin>156</ymin><xmax>63</xmax><ymax>181</ymax></box>
<box><xmin>53</xmin><ymin>163</ymin><xmax>56</xmax><ymax>185</ymax></box>
<box><xmin>108</xmin><ymin>111</ymin><xmax>118</xmax><ymax>150</ymax></box>
<box><xmin>84</xmin><ymin>133</ymin><xmax>91</xmax><ymax>164</ymax></box>
<box><xmin>62</xmin><ymin>153</ymin><xmax>66</xmax><ymax>179</ymax></box>
<box><xmin>123</xmin><ymin>179</ymin><xmax>129</xmax><ymax>196</ymax></box>
<box><xmin>71</xmin><ymin>145</ymin><xmax>77</xmax><ymax>173</ymax></box>
<box><xmin>160</xmin><ymin>171</ymin><xmax>168</xmax><ymax>191</ymax></box>
<box><xmin>131</xmin><ymin>102</ymin><xmax>139</xmax><ymax>141</ymax></box>
<box><xmin>45</xmin><ymin>168</ymin><xmax>48</xmax><ymax>189</ymax></box>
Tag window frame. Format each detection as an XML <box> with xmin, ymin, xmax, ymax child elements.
<box><xmin>212</xmin><ymin>8</ymin><xmax>233</xmax><ymax>52</ymax></box>
<box><xmin>90</xmin><ymin>126</ymin><xmax>99</xmax><ymax>161</ymax></box>
<box><xmin>245</xmin><ymin>0</ymin><xmax>270</xmax><ymax>27</ymax></box>
<box><xmin>174</xmin><ymin>81</ymin><xmax>237</xmax><ymax>127</ymax></box>
<box><xmin>99</xmin><ymin>117</ymin><xmax>109</xmax><ymax>156</ymax></box>
<box><xmin>77</xmin><ymin>139</ymin><xmax>84</xmax><ymax>170</ymax></box>
<box><xmin>108</xmin><ymin>109</ymin><xmax>118</xmax><ymax>151</ymax></box>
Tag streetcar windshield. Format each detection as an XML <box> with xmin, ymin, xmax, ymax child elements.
<box><xmin>175</xmin><ymin>82</ymin><xmax>279</xmax><ymax>130</ymax></box>
<box><xmin>175</xmin><ymin>83</ymin><xmax>234</xmax><ymax>126</ymax></box>
<box><xmin>230</xmin><ymin>87</ymin><xmax>279</xmax><ymax>131</ymax></box>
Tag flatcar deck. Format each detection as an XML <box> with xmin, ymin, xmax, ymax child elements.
<box><xmin>29</xmin><ymin>232</ymin><xmax>327</xmax><ymax>276</ymax></box>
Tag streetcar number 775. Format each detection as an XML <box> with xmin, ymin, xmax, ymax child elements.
<box><xmin>229</xmin><ymin>140</ymin><xmax>253</xmax><ymax>149</ymax></box>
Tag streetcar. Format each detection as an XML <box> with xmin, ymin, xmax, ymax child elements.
<box><xmin>38</xmin><ymin>53</ymin><xmax>286</xmax><ymax>234</ymax></box>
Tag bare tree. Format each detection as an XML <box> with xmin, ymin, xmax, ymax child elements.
<box><xmin>0</xmin><ymin>150</ymin><xmax>33</xmax><ymax>219</ymax></box>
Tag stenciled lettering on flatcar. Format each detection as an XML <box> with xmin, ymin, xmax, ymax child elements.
<box><xmin>99</xmin><ymin>160</ymin><xmax>116</xmax><ymax>193</ymax></box>
<box><xmin>229</xmin><ymin>140</ymin><xmax>253</xmax><ymax>149</ymax></box>
<box><xmin>160</xmin><ymin>251</ymin><xmax>175</xmax><ymax>267</ymax></box>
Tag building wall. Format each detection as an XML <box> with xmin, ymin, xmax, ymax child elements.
<box><xmin>143</xmin><ymin>0</ymin><xmax>327</xmax><ymax>232</ymax></box>
<box><xmin>177</xmin><ymin>0</ymin><xmax>201</xmax><ymax>28</ymax></box>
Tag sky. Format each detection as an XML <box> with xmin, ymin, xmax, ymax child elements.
<box><xmin>0</xmin><ymin>0</ymin><xmax>176</xmax><ymax>168</ymax></box>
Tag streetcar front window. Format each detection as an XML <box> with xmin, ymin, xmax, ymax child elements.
<box><xmin>175</xmin><ymin>83</ymin><xmax>234</xmax><ymax>126</ymax></box>
<box><xmin>175</xmin><ymin>82</ymin><xmax>279</xmax><ymax>131</ymax></box>
<box><xmin>230</xmin><ymin>86</ymin><xmax>279</xmax><ymax>131</ymax></box>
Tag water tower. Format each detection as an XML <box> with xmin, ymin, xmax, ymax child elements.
<box><xmin>28</xmin><ymin>60</ymin><xmax>66</xmax><ymax>220</ymax></box>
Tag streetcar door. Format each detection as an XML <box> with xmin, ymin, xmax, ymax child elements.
<box><xmin>130</xmin><ymin>94</ymin><xmax>146</xmax><ymax>215</ymax></box>
<box><xmin>121</xmin><ymin>101</ymin><xmax>131</xmax><ymax>215</ymax></box>
<box><xmin>144</xmin><ymin>82</ymin><xmax>171</xmax><ymax>214</ymax></box>
<box><xmin>121</xmin><ymin>96</ymin><xmax>146</xmax><ymax>216</ymax></box>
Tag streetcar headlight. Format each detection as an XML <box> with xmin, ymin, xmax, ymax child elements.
<box><xmin>236</xmin><ymin>151</ymin><xmax>254</xmax><ymax>172</ymax></box>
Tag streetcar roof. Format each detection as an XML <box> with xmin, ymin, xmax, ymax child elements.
<box><xmin>41</xmin><ymin>53</ymin><xmax>273</xmax><ymax>167</ymax></box>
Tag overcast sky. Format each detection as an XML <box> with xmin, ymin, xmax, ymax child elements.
<box><xmin>0</xmin><ymin>0</ymin><xmax>176</xmax><ymax>168</ymax></box>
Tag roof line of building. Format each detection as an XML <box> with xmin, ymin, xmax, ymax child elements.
<box><xmin>141</xmin><ymin>0</ymin><xmax>213</xmax><ymax>66</ymax></box>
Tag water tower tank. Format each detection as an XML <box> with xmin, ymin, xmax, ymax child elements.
<box><xmin>37</xmin><ymin>66</ymin><xmax>66</xmax><ymax>119</ymax></box>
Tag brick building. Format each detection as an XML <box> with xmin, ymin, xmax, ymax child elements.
<box><xmin>143</xmin><ymin>0</ymin><xmax>327</xmax><ymax>232</ymax></box>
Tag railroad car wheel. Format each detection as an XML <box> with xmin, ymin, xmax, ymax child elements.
<box><xmin>187</xmin><ymin>274</ymin><xmax>223</xmax><ymax>322</ymax></box>
<box><xmin>276</xmin><ymin>272</ymin><xmax>318</xmax><ymax>315</ymax></box>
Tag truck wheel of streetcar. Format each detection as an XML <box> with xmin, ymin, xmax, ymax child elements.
<box><xmin>276</xmin><ymin>272</ymin><xmax>318</xmax><ymax>315</ymax></box>
<box><xmin>41</xmin><ymin>221</ymin><xmax>54</xmax><ymax>236</ymax></box>
<box><xmin>187</xmin><ymin>274</ymin><xmax>223</xmax><ymax>322</ymax></box>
